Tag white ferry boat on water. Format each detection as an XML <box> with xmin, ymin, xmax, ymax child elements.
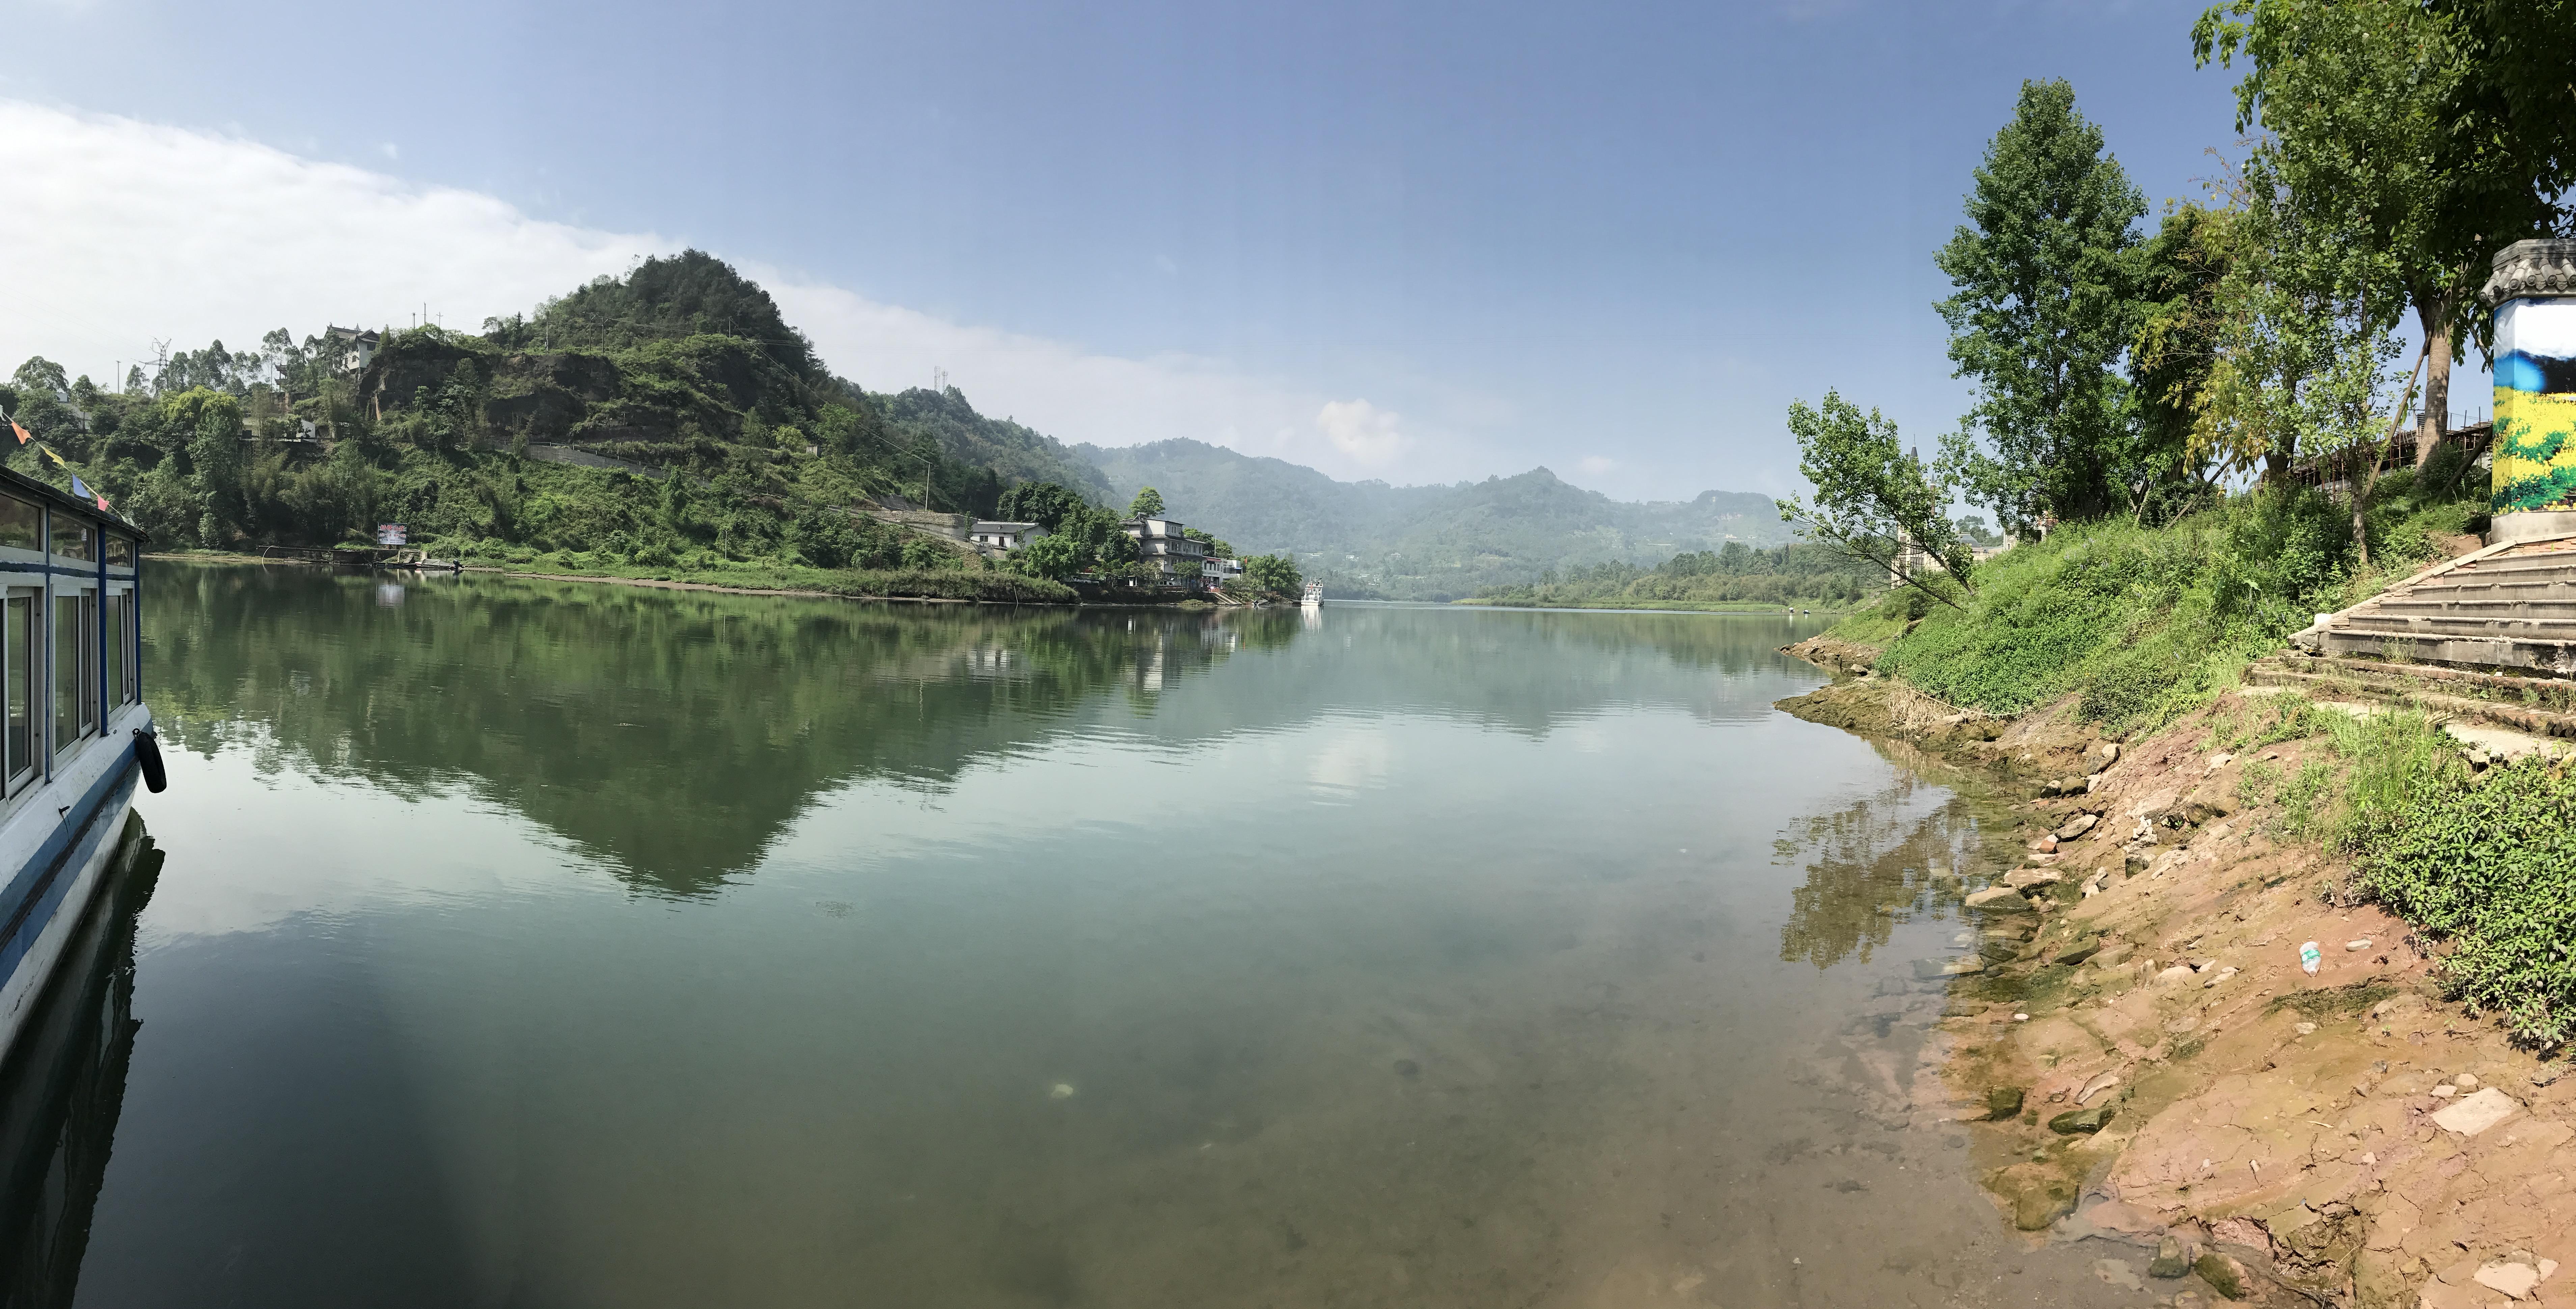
<box><xmin>0</xmin><ymin>468</ymin><xmax>163</xmax><ymax>1063</ymax></box>
<box><xmin>1300</xmin><ymin>581</ymin><xmax>1324</xmax><ymax>608</ymax></box>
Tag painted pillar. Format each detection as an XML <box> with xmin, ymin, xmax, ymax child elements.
<box><xmin>2484</xmin><ymin>239</ymin><xmax>2576</xmax><ymax>544</ymax></box>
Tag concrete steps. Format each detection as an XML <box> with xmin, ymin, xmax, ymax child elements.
<box><xmin>2294</xmin><ymin>537</ymin><xmax>2576</xmax><ymax>673</ymax></box>
<box><xmin>2243</xmin><ymin>654</ymin><xmax>2576</xmax><ymax>742</ymax></box>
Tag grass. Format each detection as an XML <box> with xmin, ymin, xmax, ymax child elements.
<box><xmin>1827</xmin><ymin>466</ymin><xmax>2482</xmax><ymax>735</ymax></box>
<box><xmin>1452</xmin><ymin>597</ymin><xmax>1833</xmax><ymax>613</ymax></box>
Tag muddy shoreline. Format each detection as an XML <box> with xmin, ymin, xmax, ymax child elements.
<box><xmin>1775</xmin><ymin>636</ymin><xmax>2575</xmax><ymax>1309</ymax></box>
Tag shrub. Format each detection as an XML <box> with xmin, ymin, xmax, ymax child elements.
<box><xmin>2356</xmin><ymin>752</ymin><xmax>2576</xmax><ymax>1048</ymax></box>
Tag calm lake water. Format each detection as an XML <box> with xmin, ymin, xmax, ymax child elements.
<box><xmin>6</xmin><ymin>566</ymin><xmax>2137</xmax><ymax>1306</ymax></box>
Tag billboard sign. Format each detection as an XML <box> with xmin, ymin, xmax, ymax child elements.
<box><xmin>377</xmin><ymin>524</ymin><xmax>408</xmax><ymax>547</ymax></box>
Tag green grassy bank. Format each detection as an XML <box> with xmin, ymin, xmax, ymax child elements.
<box><xmin>1829</xmin><ymin>466</ymin><xmax>2480</xmax><ymax>731</ymax></box>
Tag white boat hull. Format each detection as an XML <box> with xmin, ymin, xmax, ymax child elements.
<box><xmin>0</xmin><ymin>702</ymin><xmax>151</xmax><ymax>1062</ymax></box>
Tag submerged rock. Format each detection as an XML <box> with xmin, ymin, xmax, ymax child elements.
<box><xmin>2047</xmin><ymin>1103</ymin><xmax>2114</xmax><ymax>1135</ymax></box>
<box><xmin>1964</xmin><ymin>886</ymin><xmax>2032</xmax><ymax>912</ymax></box>
<box><xmin>2149</xmin><ymin>1234</ymin><xmax>2190</xmax><ymax>1278</ymax></box>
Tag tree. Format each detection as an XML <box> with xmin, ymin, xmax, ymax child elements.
<box><xmin>1242</xmin><ymin>554</ymin><xmax>1302</xmax><ymax>595</ymax></box>
<box><xmin>2197</xmin><ymin>0</ymin><xmax>2555</xmax><ymax>470</ymax></box>
<box><xmin>1777</xmin><ymin>391</ymin><xmax>1978</xmax><ymax>611</ymax></box>
<box><xmin>1014</xmin><ymin>531</ymin><xmax>1088</xmax><ymax>580</ymax></box>
<box><xmin>1935</xmin><ymin>80</ymin><xmax>2149</xmax><ymax>533</ymax></box>
<box><xmin>996</xmin><ymin>480</ymin><xmax>1087</xmax><ymax>532</ymax></box>
<box><xmin>189</xmin><ymin>393</ymin><xmax>246</xmax><ymax>545</ymax></box>
<box><xmin>1127</xmin><ymin>486</ymin><xmax>1164</xmax><ymax>520</ymax></box>
<box><xmin>11</xmin><ymin>358</ymin><xmax>68</xmax><ymax>400</ymax></box>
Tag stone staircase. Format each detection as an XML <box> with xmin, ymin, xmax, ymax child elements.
<box><xmin>2294</xmin><ymin>536</ymin><xmax>2576</xmax><ymax>674</ymax></box>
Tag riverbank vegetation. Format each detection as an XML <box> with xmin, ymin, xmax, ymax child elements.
<box><xmin>1779</xmin><ymin>1</ymin><xmax>2576</xmax><ymax>1214</ymax></box>
<box><xmin>0</xmin><ymin>253</ymin><xmax>1147</xmax><ymax>603</ymax></box>
<box><xmin>1463</xmin><ymin>539</ymin><xmax>1884</xmax><ymax>610</ymax></box>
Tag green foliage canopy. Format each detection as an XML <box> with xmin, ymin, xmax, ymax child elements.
<box><xmin>1934</xmin><ymin>79</ymin><xmax>2150</xmax><ymax>531</ymax></box>
<box><xmin>1778</xmin><ymin>390</ymin><xmax>1978</xmax><ymax>610</ymax></box>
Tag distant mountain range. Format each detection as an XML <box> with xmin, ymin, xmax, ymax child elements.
<box><xmin>1072</xmin><ymin>438</ymin><xmax>1791</xmax><ymax>600</ymax></box>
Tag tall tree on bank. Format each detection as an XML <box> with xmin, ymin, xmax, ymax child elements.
<box><xmin>1935</xmin><ymin>80</ymin><xmax>2149</xmax><ymax>534</ymax></box>
<box><xmin>2195</xmin><ymin>0</ymin><xmax>2553</xmax><ymax>471</ymax></box>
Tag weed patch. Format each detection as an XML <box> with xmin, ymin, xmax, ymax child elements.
<box><xmin>2355</xmin><ymin>754</ymin><xmax>2576</xmax><ymax>1048</ymax></box>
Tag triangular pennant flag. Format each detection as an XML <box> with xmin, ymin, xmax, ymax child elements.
<box><xmin>94</xmin><ymin>491</ymin><xmax>110</xmax><ymax>512</ymax></box>
<box><xmin>38</xmin><ymin>446</ymin><xmax>64</xmax><ymax>468</ymax></box>
<box><xmin>7</xmin><ymin>420</ymin><xmax>27</xmax><ymax>445</ymax></box>
<box><xmin>71</xmin><ymin>475</ymin><xmax>90</xmax><ymax>500</ymax></box>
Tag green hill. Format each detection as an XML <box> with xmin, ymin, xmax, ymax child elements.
<box><xmin>1076</xmin><ymin>438</ymin><xmax>1792</xmax><ymax>599</ymax></box>
<box><xmin>0</xmin><ymin>252</ymin><xmax>1100</xmax><ymax>598</ymax></box>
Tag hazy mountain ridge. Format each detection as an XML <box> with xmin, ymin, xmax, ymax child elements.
<box><xmin>1074</xmin><ymin>438</ymin><xmax>1792</xmax><ymax>599</ymax></box>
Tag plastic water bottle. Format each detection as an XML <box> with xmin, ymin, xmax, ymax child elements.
<box><xmin>2300</xmin><ymin>941</ymin><xmax>2322</xmax><ymax>975</ymax></box>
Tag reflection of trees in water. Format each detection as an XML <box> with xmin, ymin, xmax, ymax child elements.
<box><xmin>140</xmin><ymin>570</ymin><xmax>1825</xmax><ymax>897</ymax></box>
<box><xmin>0</xmin><ymin>819</ymin><xmax>159</xmax><ymax>1305</ymax></box>
<box><xmin>146</xmin><ymin>567</ymin><xmax>1286</xmax><ymax>896</ymax></box>
<box><xmin>1774</xmin><ymin>773</ymin><xmax>1979</xmax><ymax>970</ymax></box>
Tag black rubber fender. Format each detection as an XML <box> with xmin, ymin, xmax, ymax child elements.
<box><xmin>133</xmin><ymin>727</ymin><xmax>167</xmax><ymax>793</ymax></box>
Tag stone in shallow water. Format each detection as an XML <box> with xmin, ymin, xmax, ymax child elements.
<box><xmin>1964</xmin><ymin>886</ymin><xmax>2031</xmax><ymax>911</ymax></box>
<box><xmin>2148</xmin><ymin>1234</ymin><xmax>2189</xmax><ymax>1278</ymax></box>
<box><xmin>2047</xmin><ymin>1104</ymin><xmax>2114</xmax><ymax>1135</ymax></box>
<box><xmin>1985</xmin><ymin>1086</ymin><xmax>2026</xmax><ymax>1120</ymax></box>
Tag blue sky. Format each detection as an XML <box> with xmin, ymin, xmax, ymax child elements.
<box><xmin>1</xmin><ymin>0</ymin><xmax>2276</xmax><ymax>501</ymax></box>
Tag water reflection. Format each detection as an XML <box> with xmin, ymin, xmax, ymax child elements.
<box><xmin>144</xmin><ymin>569</ymin><xmax>1829</xmax><ymax>897</ymax></box>
<box><xmin>0</xmin><ymin>817</ymin><xmax>159</xmax><ymax>1306</ymax></box>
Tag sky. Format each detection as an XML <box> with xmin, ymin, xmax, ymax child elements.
<box><xmin>0</xmin><ymin>0</ymin><xmax>2301</xmax><ymax>502</ymax></box>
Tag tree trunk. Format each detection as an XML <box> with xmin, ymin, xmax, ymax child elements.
<box><xmin>2415</xmin><ymin>290</ymin><xmax>2458</xmax><ymax>470</ymax></box>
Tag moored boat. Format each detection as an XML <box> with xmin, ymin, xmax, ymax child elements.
<box><xmin>1300</xmin><ymin>581</ymin><xmax>1324</xmax><ymax>608</ymax></box>
<box><xmin>0</xmin><ymin>468</ymin><xmax>161</xmax><ymax>1065</ymax></box>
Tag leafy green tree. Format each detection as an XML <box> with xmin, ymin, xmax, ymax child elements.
<box><xmin>1013</xmin><ymin>531</ymin><xmax>1088</xmax><ymax>580</ymax></box>
<box><xmin>1242</xmin><ymin>553</ymin><xmax>1302</xmax><ymax>595</ymax></box>
<box><xmin>189</xmin><ymin>394</ymin><xmax>246</xmax><ymax>545</ymax></box>
<box><xmin>1778</xmin><ymin>391</ymin><xmax>1977</xmax><ymax>610</ymax></box>
<box><xmin>789</xmin><ymin>509</ymin><xmax>864</xmax><ymax>569</ymax></box>
<box><xmin>11</xmin><ymin>358</ymin><xmax>67</xmax><ymax>399</ymax></box>
<box><xmin>2197</xmin><ymin>0</ymin><xmax>2554</xmax><ymax>469</ymax></box>
<box><xmin>996</xmin><ymin>480</ymin><xmax>1087</xmax><ymax>531</ymax></box>
<box><xmin>899</xmin><ymin>536</ymin><xmax>954</xmax><ymax>570</ymax></box>
<box><xmin>1935</xmin><ymin>80</ymin><xmax>2149</xmax><ymax>532</ymax></box>
<box><xmin>1127</xmin><ymin>486</ymin><xmax>1165</xmax><ymax>520</ymax></box>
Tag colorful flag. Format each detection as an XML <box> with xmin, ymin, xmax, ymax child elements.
<box><xmin>7</xmin><ymin>420</ymin><xmax>26</xmax><ymax>445</ymax></box>
<box><xmin>37</xmin><ymin>446</ymin><xmax>64</xmax><ymax>468</ymax></box>
<box><xmin>94</xmin><ymin>491</ymin><xmax>111</xmax><ymax>512</ymax></box>
<box><xmin>71</xmin><ymin>475</ymin><xmax>90</xmax><ymax>501</ymax></box>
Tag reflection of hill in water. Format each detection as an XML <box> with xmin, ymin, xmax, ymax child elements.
<box><xmin>147</xmin><ymin>570</ymin><xmax>1826</xmax><ymax>895</ymax></box>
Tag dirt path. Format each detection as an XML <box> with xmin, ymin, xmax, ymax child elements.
<box><xmin>1776</xmin><ymin>642</ymin><xmax>2576</xmax><ymax>1309</ymax></box>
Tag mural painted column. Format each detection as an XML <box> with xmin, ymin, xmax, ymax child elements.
<box><xmin>2484</xmin><ymin>239</ymin><xmax>2576</xmax><ymax>544</ymax></box>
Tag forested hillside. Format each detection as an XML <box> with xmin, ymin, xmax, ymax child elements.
<box><xmin>1080</xmin><ymin>438</ymin><xmax>1792</xmax><ymax>599</ymax></box>
<box><xmin>0</xmin><ymin>252</ymin><xmax>1104</xmax><ymax>596</ymax></box>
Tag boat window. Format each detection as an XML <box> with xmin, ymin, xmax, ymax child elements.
<box><xmin>51</xmin><ymin>518</ymin><xmax>92</xmax><ymax>562</ymax></box>
<box><xmin>53</xmin><ymin>590</ymin><xmax>94</xmax><ymax>757</ymax></box>
<box><xmin>3</xmin><ymin>594</ymin><xmax>28</xmax><ymax>786</ymax></box>
<box><xmin>0</xmin><ymin>496</ymin><xmax>36</xmax><ymax>553</ymax></box>
<box><xmin>106</xmin><ymin>535</ymin><xmax>134</xmax><ymax>568</ymax></box>
<box><xmin>120</xmin><ymin>592</ymin><xmax>138</xmax><ymax>705</ymax></box>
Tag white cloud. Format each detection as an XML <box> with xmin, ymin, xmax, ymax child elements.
<box><xmin>1313</xmin><ymin>398</ymin><xmax>1409</xmax><ymax>466</ymax></box>
<box><xmin>1577</xmin><ymin>455</ymin><xmax>1618</xmax><ymax>477</ymax></box>
<box><xmin>0</xmin><ymin>100</ymin><xmax>659</xmax><ymax>378</ymax></box>
<box><xmin>0</xmin><ymin>98</ymin><xmax>1481</xmax><ymax>484</ymax></box>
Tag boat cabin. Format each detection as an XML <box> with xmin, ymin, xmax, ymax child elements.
<box><xmin>0</xmin><ymin>466</ymin><xmax>152</xmax><ymax>1061</ymax></box>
